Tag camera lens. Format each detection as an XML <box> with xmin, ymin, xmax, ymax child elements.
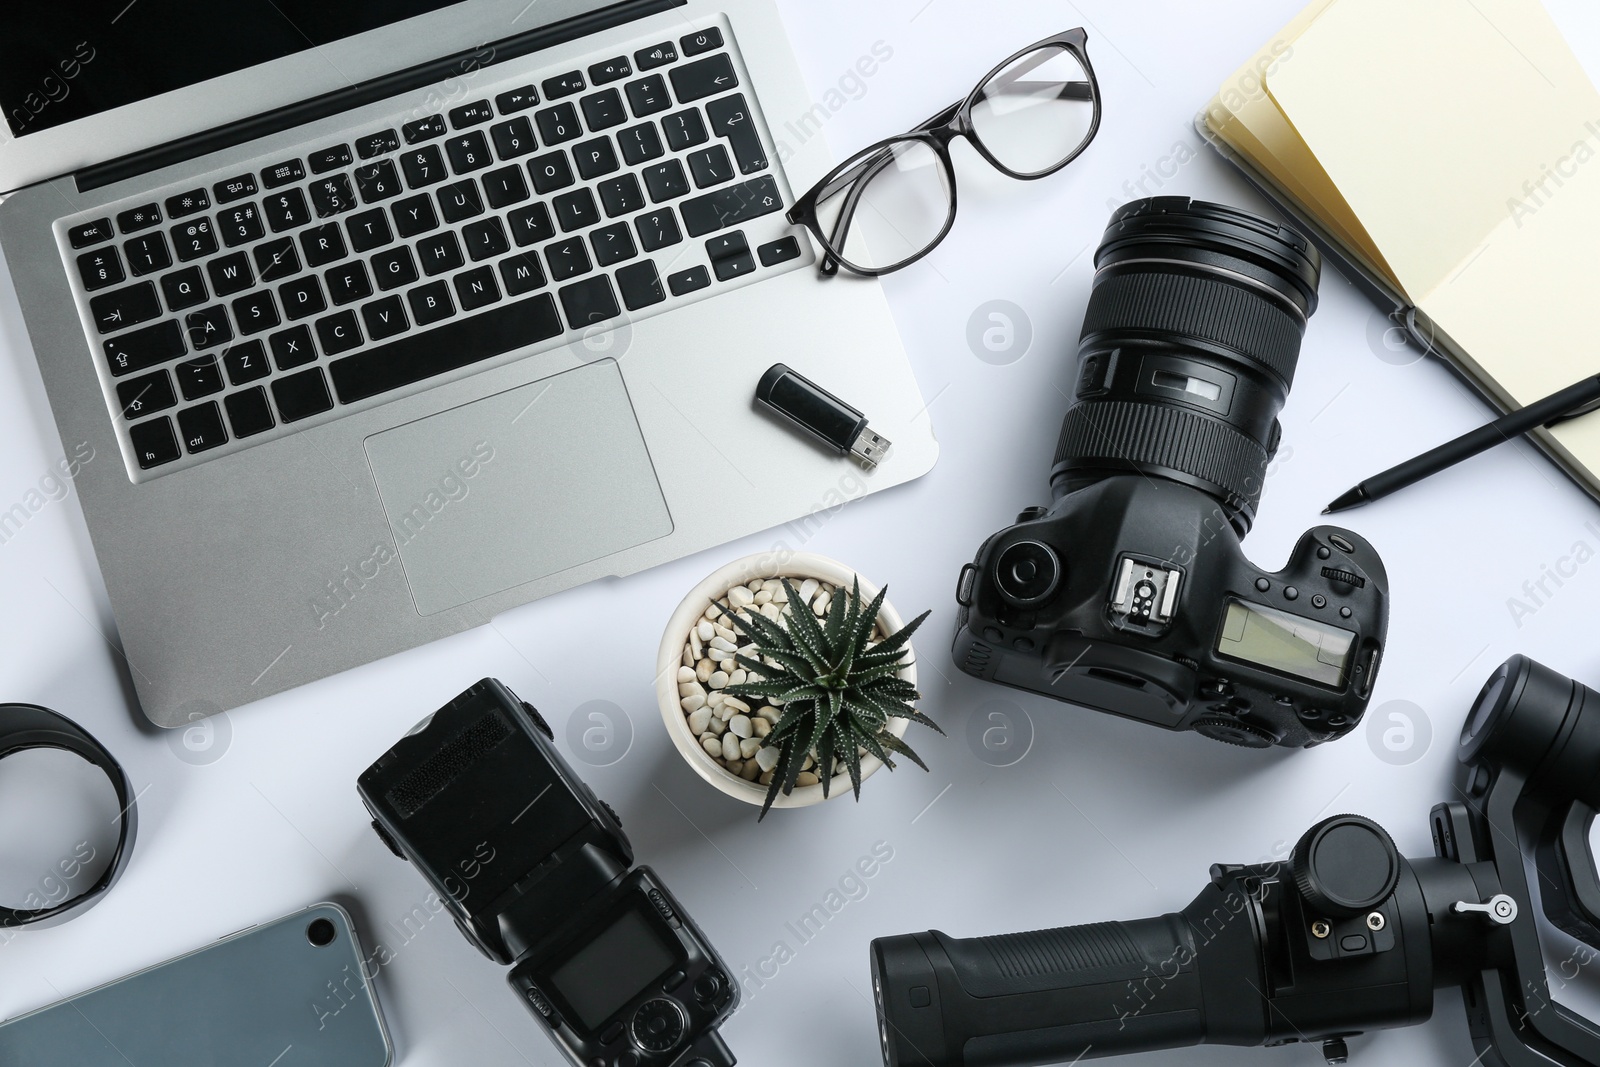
<box><xmin>1052</xmin><ymin>196</ymin><xmax>1320</xmax><ymax>533</ymax></box>
<box><xmin>994</xmin><ymin>541</ymin><xmax>1061</xmax><ymax>605</ymax></box>
<box><xmin>306</xmin><ymin>917</ymin><xmax>337</xmax><ymax>946</ymax></box>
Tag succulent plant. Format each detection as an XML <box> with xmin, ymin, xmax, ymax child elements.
<box><xmin>716</xmin><ymin>577</ymin><xmax>940</xmax><ymax>819</ymax></box>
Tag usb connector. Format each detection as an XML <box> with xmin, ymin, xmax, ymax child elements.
<box><xmin>755</xmin><ymin>363</ymin><xmax>893</xmax><ymax>470</ymax></box>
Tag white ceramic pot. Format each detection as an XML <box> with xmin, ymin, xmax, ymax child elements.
<box><xmin>656</xmin><ymin>551</ymin><xmax>916</xmax><ymax>809</ymax></box>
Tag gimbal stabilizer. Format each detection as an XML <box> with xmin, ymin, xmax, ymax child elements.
<box><xmin>870</xmin><ymin>655</ymin><xmax>1600</xmax><ymax>1066</ymax></box>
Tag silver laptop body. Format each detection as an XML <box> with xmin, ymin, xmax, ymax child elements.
<box><xmin>0</xmin><ymin>0</ymin><xmax>937</xmax><ymax>727</ymax></box>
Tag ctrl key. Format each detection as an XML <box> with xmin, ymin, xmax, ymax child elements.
<box><xmin>129</xmin><ymin>417</ymin><xmax>181</xmax><ymax>469</ymax></box>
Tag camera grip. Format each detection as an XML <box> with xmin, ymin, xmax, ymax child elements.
<box><xmin>871</xmin><ymin>914</ymin><xmax>1206</xmax><ymax>1067</ymax></box>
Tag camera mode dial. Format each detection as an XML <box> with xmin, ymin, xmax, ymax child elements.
<box><xmin>631</xmin><ymin>998</ymin><xmax>687</xmax><ymax>1053</ymax></box>
<box><xmin>1292</xmin><ymin>814</ymin><xmax>1401</xmax><ymax>918</ymax></box>
<box><xmin>993</xmin><ymin>541</ymin><xmax>1062</xmax><ymax>606</ymax></box>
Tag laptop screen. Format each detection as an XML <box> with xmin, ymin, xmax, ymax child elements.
<box><xmin>1</xmin><ymin>1</ymin><xmax>471</xmax><ymax>138</ymax></box>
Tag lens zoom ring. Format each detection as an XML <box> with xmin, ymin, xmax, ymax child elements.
<box><xmin>1054</xmin><ymin>400</ymin><xmax>1269</xmax><ymax>508</ymax></box>
<box><xmin>1081</xmin><ymin>270</ymin><xmax>1304</xmax><ymax>386</ymax></box>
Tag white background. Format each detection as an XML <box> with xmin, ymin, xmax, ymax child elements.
<box><xmin>5</xmin><ymin>1</ymin><xmax>1600</xmax><ymax>1065</ymax></box>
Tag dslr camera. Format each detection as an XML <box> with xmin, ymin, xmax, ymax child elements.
<box><xmin>359</xmin><ymin>679</ymin><xmax>738</xmax><ymax>1067</ymax></box>
<box><xmin>955</xmin><ymin>198</ymin><xmax>1389</xmax><ymax>748</ymax></box>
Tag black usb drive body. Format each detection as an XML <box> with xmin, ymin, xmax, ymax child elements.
<box><xmin>755</xmin><ymin>363</ymin><xmax>891</xmax><ymax>469</ymax></box>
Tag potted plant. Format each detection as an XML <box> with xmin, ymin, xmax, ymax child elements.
<box><xmin>656</xmin><ymin>552</ymin><xmax>940</xmax><ymax>818</ymax></box>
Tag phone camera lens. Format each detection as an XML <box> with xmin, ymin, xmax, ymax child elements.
<box><xmin>994</xmin><ymin>541</ymin><xmax>1062</xmax><ymax>605</ymax></box>
<box><xmin>307</xmin><ymin>918</ymin><xmax>337</xmax><ymax>947</ymax></box>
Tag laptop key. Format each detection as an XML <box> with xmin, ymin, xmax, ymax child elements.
<box><xmin>448</xmin><ymin>101</ymin><xmax>494</xmax><ymax>129</ymax></box>
<box><xmin>105</xmin><ymin>320</ymin><xmax>186</xmax><ymax>376</ymax></box>
<box><xmin>270</xmin><ymin>325</ymin><xmax>316</xmax><ymax>370</ymax></box>
<box><xmin>508</xmin><ymin>203</ymin><xmax>556</xmax><ymax>246</ymax></box>
<box><xmin>263</xmin><ymin>188</ymin><xmax>311</xmax><ymax>232</ymax></box>
<box><xmin>232</xmin><ymin>290</ymin><xmax>280</xmax><ymax>335</ymax></box>
<box><xmin>316</xmin><ymin>310</ymin><xmax>363</xmax><ymax>355</ymax></box>
<box><xmin>670</xmin><ymin>56</ymin><xmax>737</xmax><ymax>104</ymax></box>
<box><xmin>635</xmin><ymin>42</ymin><xmax>679</xmax><ymax>70</ymax></box>
<box><xmin>218</xmin><ymin>203</ymin><xmax>264</xmax><ymax>247</ymax></box>
<box><xmin>325</xmin><ymin>261</ymin><xmax>373</xmax><ymax>305</ymax></box>
<box><xmin>669</xmin><ymin>265</ymin><xmax>713</xmax><ymax>296</ymax></box>
<box><xmin>310</xmin><ymin>175</ymin><xmax>358</xmax><ymax>217</ymax></box>
<box><xmin>616</xmin><ymin>261</ymin><xmax>665</xmax><ymax>310</ymax></box>
<box><xmin>496</xmin><ymin>86</ymin><xmax>539</xmax><ymax>114</ymax></box>
<box><xmin>707</xmin><ymin>95</ymin><xmax>768</xmax><ymax>174</ymax></box>
<box><xmin>91</xmin><ymin>281</ymin><xmax>161</xmax><ymax>334</ymax></box>
<box><xmin>581</xmin><ymin>89</ymin><xmax>628</xmax><ymax>131</ymax></box>
<box><xmin>642</xmin><ymin>159</ymin><xmax>690</xmax><ymax>203</ymax></box>
<box><xmin>527</xmin><ymin>152</ymin><xmax>575</xmax><ymax>194</ymax></box>
<box><xmin>178</xmin><ymin>402</ymin><xmax>228</xmax><ymax>453</ymax></box>
<box><xmin>463</xmin><ymin>217</ymin><xmax>510</xmax><ymax>261</ymax></box>
<box><xmin>554</xmin><ymin>189</ymin><xmax>600</xmax><ymax>232</ymax></box>
<box><xmin>330</xmin><ymin>293</ymin><xmax>563</xmax><ymax>403</ymax></box>
<box><xmin>356</xmin><ymin>130</ymin><xmax>400</xmax><ymax>159</ymax></box>
<box><xmin>445</xmin><ymin>131</ymin><xmax>493</xmax><ymax>173</ymax></box>
<box><xmin>124</xmin><ymin>232</ymin><xmax>172</xmax><ymax>275</ymax></box>
<box><xmin>69</xmin><ymin>218</ymin><xmax>114</xmax><ymax>247</ymax></box>
<box><xmin>346</xmin><ymin>208</ymin><xmax>394</xmax><ymax>253</ymax></box>
<box><xmin>661</xmin><ymin>109</ymin><xmax>708</xmax><ymax>152</ymax></box>
<box><xmin>372</xmin><ymin>246</ymin><xmax>419</xmax><ymax>291</ymax></box>
<box><xmin>454</xmin><ymin>266</ymin><xmax>502</xmax><ymax>311</ymax></box>
<box><xmin>498</xmin><ymin>253</ymin><xmax>546</xmax><ymax>295</ymax></box>
<box><xmin>634</xmin><ymin>208</ymin><xmax>682</xmax><ymax>252</ymax></box>
<box><xmin>268</xmin><ymin>326</ymin><xmax>315</xmax><ymax>371</ymax></box>
<box><xmin>590</xmin><ymin>53</ymin><xmax>635</xmax><ymax>83</ymax></box>
<box><xmin>172</xmin><ymin>218</ymin><xmax>219</xmax><ymax>261</ymax></box>
<box><xmin>482</xmin><ymin>165</ymin><xmax>530</xmax><ymax>209</ymax></box>
<box><xmin>408</xmin><ymin>280</ymin><xmax>455</xmax><ymax>326</ymax></box>
<box><xmin>679</xmin><ymin>175</ymin><xmax>782</xmax><ymax>236</ymax></box>
<box><xmin>417</xmin><ymin>232</ymin><xmax>465</xmax><ymax>276</ymax></box>
<box><xmin>574</xmin><ymin>137</ymin><xmax>620</xmax><ymax>180</ymax></box>
<box><xmin>402</xmin><ymin>114</ymin><xmax>447</xmax><ymax>143</ymax></box>
<box><xmin>558</xmin><ymin>276</ymin><xmax>620</xmax><ymax>329</ymax></box>
<box><xmin>682</xmin><ymin>28</ymin><xmax>725</xmax><ymax>56</ymax></box>
<box><xmin>689</xmin><ymin>145</ymin><xmax>735</xmax><ymax>188</ymax></box>
<box><xmin>174</xmin><ymin>353</ymin><xmax>224</xmax><ymax>398</ymax></box>
<box><xmin>714</xmin><ymin>250</ymin><xmax>757</xmax><ymax>282</ymax></box>
<box><xmin>391</xmin><ymin>193</ymin><xmax>439</xmax><ymax>237</ymax></box>
<box><xmin>208</xmin><ymin>251</ymin><xmax>254</xmax><ymax>296</ymax></box>
<box><xmin>401</xmin><ymin>145</ymin><xmax>448</xmax><ymax>188</ymax></box>
<box><xmin>544</xmin><ymin>71</ymin><xmax>586</xmax><ymax>99</ymax></box>
<box><xmin>224</xmin><ymin>387</ymin><xmax>276</xmax><ymax>438</ymax></box>
<box><xmin>272</xmin><ymin>368</ymin><xmax>334</xmax><ymax>422</ymax></box>
<box><xmin>129</xmin><ymin>417</ymin><xmax>181</xmax><ymax>469</ymax></box>
<box><xmin>117</xmin><ymin>370</ymin><xmax>176</xmax><ymax>419</ymax></box>
<box><xmin>280</xmin><ymin>275</ymin><xmax>327</xmax><ymax>320</ymax></box>
<box><xmin>590</xmin><ymin>223</ymin><xmax>636</xmax><ymax>267</ymax></box>
<box><xmin>301</xmin><ymin>223</ymin><xmax>347</xmax><ymax>267</ymax></box>
<box><xmin>262</xmin><ymin>158</ymin><xmax>306</xmax><ymax>188</ymax></box>
<box><xmin>362</xmin><ymin>295</ymin><xmax>410</xmax><ymax>341</ymax></box>
<box><xmin>490</xmin><ymin>117</ymin><xmax>537</xmax><ymax>160</ymax></box>
<box><xmin>223</xmin><ymin>339</ymin><xmax>271</xmax><ymax>385</ymax></box>
<box><xmin>355</xmin><ymin>160</ymin><xmax>404</xmax><ymax>203</ymax></box>
<box><xmin>165</xmin><ymin>188</ymin><xmax>211</xmax><ymax>218</ymax></box>
<box><xmin>77</xmin><ymin>247</ymin><xmax>124</xmax><ymax>290</ymax></box>
<box><xmin>544</xmin><ymin>237</ymin><xmax>592</xmax><ymax>281</ymax></box>
<box><xmin>626</xmin><ymin>75</ymin><xmax>672</xmax><ymax>117</ymax></box>
<box><xmin>535</xmin><ymin>103</ymin><xmax>582</xmax><ymax>146</ymax></box>
<box><xmin>162</xmin><ymin>266</ymin><xmax>208</xmax><ymax>311</ymax></box>
<box><xmin>309</xmin><ymin>144</ymin><xmax>353</xmax><ymax>173</ymax></box>
<box><xmin>617</xmin><ymin>123</ymin><xmax>665</xmax><ymax>165</ymax></box>
<box><xmin>759</xmin><ymin>236</ymin><xmax>803</xmax><ymax>266</ymax></box>
<box><xmin>185</xmin><ymin>306</ymin><xmax>232</xmax><ymax>350</ymax></box>
<box><xmin>438</xmin><ymin>179</ymin><xmax>485</xmax><ymax>223</ymax></box>
<box><xmin>116</xmin><ymin>204</ymin><xmax>163</xmax><ymax>233</ymax></box>
<box><xmin>600</xmin><ymin>175</ymin><xmax>646</xmax><ymax>217</ymax></box>
<box><xmin>214</xmin><ymin>174</ymin><xmax>258</xmax><ymax>203</ymax></box>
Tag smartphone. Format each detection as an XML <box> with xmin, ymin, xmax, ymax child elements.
<box><xmin>0</xmin><ymin>903</ymin><xmax>392</xmax><ymax>1065</ymax></box>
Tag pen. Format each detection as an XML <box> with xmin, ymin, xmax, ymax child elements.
<box><xmin>1325</xmin><ymin>373</ymin><xmax>1600</xmax><ymax>513</ymax></box>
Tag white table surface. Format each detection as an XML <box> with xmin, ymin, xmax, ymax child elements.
<box><xmin>6</xmin><ymin>1</ymin><xmax>1600</xmax><ymax>1064</ymax></box>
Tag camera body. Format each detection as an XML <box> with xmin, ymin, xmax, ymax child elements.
<box><xmin>954</xmin><ymin>196</ymin><xmax>1389</xmax><ymax>748</ymax></box>
<box><xmin>358</xmin><ymin>679</ymin><xmax>737</xmax><ymax>1067</ymax></box>
<box><xmin>955</xmin><ymin>477</ymin><xmax>1388</xmax><ymax>747</ymax></box>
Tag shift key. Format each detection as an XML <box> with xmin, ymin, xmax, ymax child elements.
<box><xmin>679</xmin><ymin>176</ymin><xmax>782</xmax><ymax>237</ymax></box>
<box><xmin>104</xmin><ymin>320</ymin><xmax>186</xmax><ymax>376</ymax></box>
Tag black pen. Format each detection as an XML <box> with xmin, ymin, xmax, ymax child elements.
<box><xmin>1325</xmin><ymin>373</ymin><xmax>1600</xmax><ymax>513</ymax></box>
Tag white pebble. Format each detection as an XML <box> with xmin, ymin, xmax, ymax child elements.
<box><xmin>796</xmin><ymin>772</ymin><xmax>820</xmax><ymax>787</ymax></box>
<box><xmin>707</xmin><ymin>691</ymin><xmax>726</xmax><ymax>708</ymax></box>
<box><xmin>680</xmin><ymin>693</ymin><xmax>706</xmax><ymax>713</ymax></box>
<box><xmin>709</xmin><ymin>635</ymin><xmax>737</xmax><ymax>653</ymax></box>
<box><xmin>802</xmin><ymin>754</ymin><xmax>815</xmax><ymax>771</ymax></box>
<box><xmin>813</xmin><ymin>593</ymin><xmax>830</xmax><ymax>616</ymax></box>
<box><xmin>688</xmin><ymin>708</ymin><xmax>712</xmax><ymax>734</ymax></box>
<box><xmin>682</xmin><ymin>646</ymin><xmax>693</xmax><ymax>668</ymax></box>
<box><xmin>722</xmin><ymin>696</ymin><xmax>751</xmax><ymax>714</ymax></box>
<box><xmin>759</xmin><ymin>770</ymin><xmax>775</xmax><ymax>786</ymax></box>
<box><xmin>702</xmin><ymin>602</ymin><xmax>721</xmax><ymax>620</ymax></box>
<box><xmin>729</xmin><ymin>585</ymin><xmax>755</xmax><ymax>607</ymax></box>
<box><xmin>761</xmin><ymin>603</ymin><xmax>782</xmax><ymax>622</ymax></box>
<box><xmin>714</xmin><ymin>624</ymin><xmax>737</xmax><ymax>642</ymax></box>
<box><xmin>689</xmin><ymin>630</ymin><xmax>703</xmax><ymax>661</ymax></box>
<box><xmin>678</xmin><ymin>680</ymin><xmax>705</xmax><ymax>699</ymax></box>
<box><xmin>749</xmin><ymin>578</ymin><xmax>765</xmax><ymax>590</ymax></box>
<box><xmin>754</xmin><ymin>588</ymin><xmax>773</xmax><ymax>605</ymax></box>
<box><xmin>798</xmin><ymin>578</ymin><xmax>819</xmax><ymax>603</ymax></box>
<box><xmin>726</xmin><ymin>759</ymin><xmax>743</xmax><ymax>775</ymax></box>
<box><xmin>701</xmin><ymin>735</ymin><xmax>722</xmax><ymax>757</ymax></box>
<box><xmin>696</xmin><ymin>620</ymin><xmax>715</xmax><ymax>642</ymax></box>
<box><xmin>709</xmin><ymin>670</ymin><xmax>730</xmax><ymax>689</ymax></box>
<box><xmin>708</xmin><ymin>718</ymin><xmax>727</xmax><ymax>736</ymax></box>
<box><xmin>696</xmin><ymin>658</ymin><xmax>713</xmax><ymax>683</ymax></box>
<box><xmin>677</xmin><ymin>665</ymin><xmax>696</xmax><ymax>684</ymax></box>
<box><xmin>755</xmin><ymin>746</ymin><xmax>782</xmax><ymax>772</ymax></box>
<box><xmin>740</xmin><ymin>760</ymin><xmax>761</xmax><ymax>781</ymax></box>
<box><xmin>729</xmin><ymin>669</ymin><xmax>747</xmax><ymax>687</ymax></box>
<box><xmin>728</xmin><ymin>714</ymin><xmax>753</xmax><ymax>738</ymax></box>
<box><xmin>721</xmin><ymin>732</ymin><xmax>742</xmax><ymax>761</ymax></box>
<box><xmin>719</xmin><ymin>659</ymin><xmax>736</xmax><ymax>673</ymax></box>
<box><xmin>754</xmin><ymin>717</ymin><xmax>773</xmax><ymax>737</ymax></box>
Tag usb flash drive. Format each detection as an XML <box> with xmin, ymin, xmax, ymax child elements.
<box><xmin>755</xmin><ymin>363</ymin><xmax>892</xmax><ymax>470</ymax></box>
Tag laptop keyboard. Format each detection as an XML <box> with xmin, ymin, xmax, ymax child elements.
<box><xmin>56</xmin><ymin>23</ymin><xmax>809</xmax><ymax>479</ymax></box>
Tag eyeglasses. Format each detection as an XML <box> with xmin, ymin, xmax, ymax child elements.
<box><xmin>786</xmin><ymin>29</ymin><xmax>1101</xmax><ymax>277</ymax></box>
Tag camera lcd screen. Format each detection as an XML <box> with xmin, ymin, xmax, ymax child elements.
<box><xmin>547</xmin><ymin>903</ymin><xmax>678</xmax><ymax>1031</ymax></box>
<box><xmin>1216</xmin><ymin>599</ymin><xmax>1355</xmax><ymax>689</ymax></box>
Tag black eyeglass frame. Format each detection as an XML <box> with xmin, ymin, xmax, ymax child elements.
<box><xmin>785</xmin><ymin>28</ymin><xmax>1101</xmax><ymax>277</ymax></box>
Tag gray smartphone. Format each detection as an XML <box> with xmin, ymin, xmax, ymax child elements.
<box><xmin>0</xmin><ymin>903</ymin><xmax>392</xmax><ymax>1065</ymax></box>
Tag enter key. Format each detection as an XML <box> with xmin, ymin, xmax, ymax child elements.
<box><xmin>707</xmin><ymin>94</ymin><xmax>768</xmax><ymax>175</ymax></box>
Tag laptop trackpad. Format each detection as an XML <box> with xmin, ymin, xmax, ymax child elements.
<box><xmin>363</xmin><ymin>360</ymin><xmax>673</xmax><ymax>615</ymax></box>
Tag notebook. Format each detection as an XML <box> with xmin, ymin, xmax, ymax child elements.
<box><xmin>1199</xmin><ymin>0</ymin><xmax>1600</xmax><ymax>501</ymax></box>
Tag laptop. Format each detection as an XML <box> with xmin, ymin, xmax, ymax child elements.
<box><xmin>0</xmin><ymin>0</ymin><xmax>937</xmax><ymax>728</ymax></box>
